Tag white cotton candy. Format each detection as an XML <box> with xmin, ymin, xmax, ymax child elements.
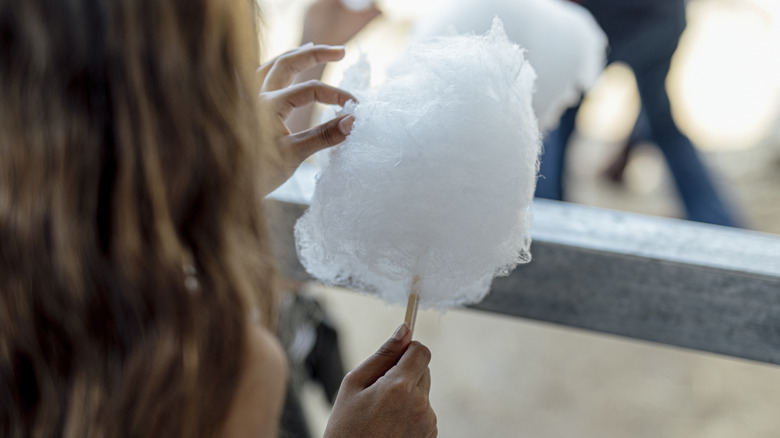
<box><xmin>339</xmin><ymin>0</ymin><xmax>374</xmax><ymax>12</ymax></box>
<box><xmin>414</xmin><ymin>0</ymin><xmax>606</xmax><ymax>131</ymax></box>
<box><xmin>295</xmin><ymin>20</ymin><xmax>541</xmax><ymax>310</ymax></box>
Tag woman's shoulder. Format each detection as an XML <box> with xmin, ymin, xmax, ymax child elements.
<box><xmin>220</xmin><ymin>322</ymin><xmax>289</xmax><ymax>438</ymax></box>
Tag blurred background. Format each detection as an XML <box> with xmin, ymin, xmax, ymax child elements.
<box><xmin>261</xmin><ymin>0</ymin><xmax>780</xmax><ymax>436</ymax></box>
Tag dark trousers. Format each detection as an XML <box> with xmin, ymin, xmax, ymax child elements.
<box><xmin>535</xmin><ymin>0</ymin><xmax>738</xmax><ymax>226</ymax></box>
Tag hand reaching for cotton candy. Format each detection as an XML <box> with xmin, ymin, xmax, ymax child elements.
<box><xmin>295</xmin><ymin>19</ymin><xmax>541</xmax><ymax>327</ymax></box>
<box><xmin>257</xmin><ymin>44</ymin><xmax>357</xmax><ymax>191</ymax></box>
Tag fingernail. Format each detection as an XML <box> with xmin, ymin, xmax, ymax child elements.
<box><xmin>338</xmin><ymin>115</ymin><xmax>354</xmax><ymax>135</ymax></box>
<box><xmin>392</xmin><ymin>323</ymin><xmax>409</xmax><ymax>341</ymax></box>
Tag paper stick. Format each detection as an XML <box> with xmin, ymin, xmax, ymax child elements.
<box><xmin>404</xmin><ymin>275</ymin><xmax>421</xmax><ymax>336</ymax></box>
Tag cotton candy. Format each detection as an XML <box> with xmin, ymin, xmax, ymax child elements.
<box><xmin>414</xmin><ymin>0</ymin><xmax>606</xmax><ymax>131</ymax></box>
<box><xmin>295</xmin><ymin>20</ymin><xmax>541</xmax><ymax>310</ymax></box>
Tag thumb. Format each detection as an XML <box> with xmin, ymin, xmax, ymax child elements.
<box><xmin>282</xmin><ymin>114</ymin><xmax>354</xmax><ymax>164</ymax></box>
<box><xmin>347</xmin><ymin>323</ymin><xmax>412</xmax><ymax>388</ymax></box>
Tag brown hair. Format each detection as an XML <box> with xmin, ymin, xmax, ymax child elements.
<box><xmin>0</xmin><ymin>0</ymin><xmax>281</xmax><ymax>436</ymax></box>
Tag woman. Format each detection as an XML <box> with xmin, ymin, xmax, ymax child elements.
<box><xmin>0</xmin><ymin>0</ymin><xmax>437</xmax><ymax>436</ymax></box>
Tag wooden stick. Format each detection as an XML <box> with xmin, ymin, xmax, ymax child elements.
<box><xmin>404</xmin><ymin>275</ymin><xmax>421</xmax><ymax>336</ymax></box>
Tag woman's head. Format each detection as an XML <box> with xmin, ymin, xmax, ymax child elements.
<box><xmin>1</xmin><ymin>0</ymin><xmax>280</xmax><ymax>435</ymax></box>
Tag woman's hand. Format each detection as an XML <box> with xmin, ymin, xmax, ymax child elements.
<box><xmin>324</xmin><ymin>324</ymin><xmax>438</xmax><ymax>438</ymax></box>
<box><xmin>302</xmin><ymin>0</ymin><xmax>381</xmax><ymax>46</ymax></box>
<box><xmin>257</xmin><ymin>44</ymin><xmax>356</xmax><ymax>189</ymax></box>
<box><xmin>285</xmin><ymin>1</ymin><xmax>379</xmax><ymax>137</ymax></box>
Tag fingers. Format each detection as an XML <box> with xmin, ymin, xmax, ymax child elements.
<box><xmin>343</xmin><ymin>323</ymin><xmax>412</xmax><ymax>389</ymax></box>
<box><xmin>387</xmin><ymin>341</ymin><xmax>432</xmax><ymax>390</ymax></box>
<box><xmin>328</xmin><ymin>327</ymin><xmax>435</xmax><ymax>438</ymax></box>
<box><xmin>262</xmin><ymin>78</ymin><xmax>357</xmax><ymax>168</ymax></box>
<box><xmin>258</xmin><ymin>44</ymin><xmax>355</xmax><ymax>177</ymax></box>
<box><xmin>280</xmin><ymin>114</ymin><xmax>354</xmax><ymax>166</ymax></box>
<box><xmin>417</xmin><ymin>367</ymin><xmax>431</xmax><ymax>394</ymax></box>
<box><xmin>264</xmin><ymin>80</ymin><xmax>356</xmax><ymax>120</ymax></box>
<box><xmin>258</xmin><ymin>44</ymin><xmax>346</xmax><ymax>92</ymax></box>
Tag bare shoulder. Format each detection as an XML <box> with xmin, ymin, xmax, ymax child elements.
<box><xmin>220</xmin><ymin>323</ymin><xmax>289</xmax><ymax>438</ymax></box>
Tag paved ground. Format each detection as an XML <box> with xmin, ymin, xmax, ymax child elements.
<box><xmin>302</xmin><ymin>281</ymin><xmax>780</xmax><ymax>438</ymax></box>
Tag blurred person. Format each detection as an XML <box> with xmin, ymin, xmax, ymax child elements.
<box><xmin>536</xmin><ymin>0</ymin><xmax>740</xmax><ymax>227</ymax></box>
<box><xmin>602</xmin><ymin>107</ymin><xmax>651</xmax><ymax>183</ymax></box>
<box><xmin>0</xmin><ymin>0</ymin><xmax>436</xmax><ymax>437</ymax></box>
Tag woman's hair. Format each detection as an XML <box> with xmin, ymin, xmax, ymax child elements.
<box><xmin>0</xmin><ymin>0</ymin><xmax>281</xmax><ymax>436</ymax></box>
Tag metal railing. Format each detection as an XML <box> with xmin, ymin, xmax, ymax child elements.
<box><xmin>266</xmin><ymin>192</ymin><xmax>780</xmax><ymax>365</ymax></box>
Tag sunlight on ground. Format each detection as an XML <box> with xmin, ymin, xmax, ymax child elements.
<box><xmin>671</xmin><ymin>0</ymin><xmax>780</xmax><ymax>151</ymax></box>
